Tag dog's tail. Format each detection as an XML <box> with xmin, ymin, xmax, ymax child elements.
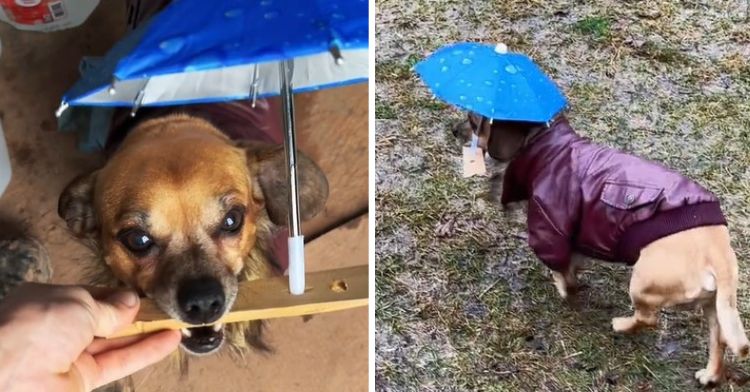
<box><xmin>713</xmin><ymin>247</ymin><xmax>750</xmax><ymax>359</ymax></box>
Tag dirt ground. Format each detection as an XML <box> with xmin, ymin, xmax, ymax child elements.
<box><xmin>376</xmin><ymin>1</ymin><xmax>750</xmax><ymax>391</ymax></box>
<box><xmin>0</xmin><ymin>4</ymin><xmax>368</xmax><ymax>391</ymax></box>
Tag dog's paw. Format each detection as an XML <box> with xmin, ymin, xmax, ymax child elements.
<box><xmin>612</xmin><ymin>317</ymin><xmax>636</xmax><ymax>333</ymax></box>
<box><xmin>551</xmin><ymin>275</ymin><xmax>567</xmax><ymax>298</ymax></box>
<box><xmin>552</xmin><ymin>277</ymin><xmax>577</xmax><ymax>300</ymax></box>
<box><xmin>555</xmin><ymin>283</ymin><xmax>569</xmax><ymax>300</ymax></box>
<box><xmin>695</xmin><ymin>368</ymin><xmax>721</xmax><ymax>386</ymax></box>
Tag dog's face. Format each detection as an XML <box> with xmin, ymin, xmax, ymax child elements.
<box><xmin>452</xmin><ymin>112</ymin><xmax>489</xmax><ymax>150</ymax></box>
<box><xmin>452</xmin><ymin>113</ymin><xmax>534</xmax><ymax>162</ymax></box>
<box><xmin>58</xmin><ymin>115</ymin><xmax>328</xmax><ymax>355</ymax></box>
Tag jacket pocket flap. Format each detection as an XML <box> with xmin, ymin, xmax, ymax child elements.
<box><xmin>601</xmin><ymin>182</ymin><xmax>663</xmax><ymax>210</ymax></box>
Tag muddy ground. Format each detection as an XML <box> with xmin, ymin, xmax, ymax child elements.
<box><xmin>375</xmin><ymin>1</ymin><xmax>750</xmax><ymax>391</ymax></box>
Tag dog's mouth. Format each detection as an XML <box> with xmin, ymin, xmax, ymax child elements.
<box><xmin>180</xmin><ymin>322</ymin><xmax>225</xmax><ymax>355</ymax></box>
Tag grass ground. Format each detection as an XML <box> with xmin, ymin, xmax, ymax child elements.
<box><xmin>375</xmin><ymin>1</ymin><xmax>750</xmax><ymax>391</ymax></box>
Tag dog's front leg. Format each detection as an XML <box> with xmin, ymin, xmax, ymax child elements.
<box><xmin>695</xmin><ymin>302</ymin><xmax>725</xmax><ymax>386</ymax></box>
<box><xmin>551</xmin><ymin>270</ymin><xmax>574</xmax><ymax>299</ymax></box>
<box><xmin>551</xmin><ymin>255</ymin><xmax>582</xmax><ymax>299</ymax></box>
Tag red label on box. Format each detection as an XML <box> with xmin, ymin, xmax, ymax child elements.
<box><xmin>0</xmin><ymin>0</ymin><xmax>66</xmax><ymax>25</ymax></box>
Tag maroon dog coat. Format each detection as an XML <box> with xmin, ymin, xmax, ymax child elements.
<box><xmin>500</xmin><ymin>117</ymin><xmax>726</xmax><ymax>272</ymax></box>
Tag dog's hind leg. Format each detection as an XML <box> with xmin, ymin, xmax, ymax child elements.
<box><xmin>611</xmin><ymin>300</ymin><xmax>658</xmax><ymax>333</ymax></box>
<box><xmin>612</xmin><ymin>267</ymin><xmax>661</xmax><ymax>333</ymax></box>
<box><xmin>695</xmin><ymin>301</ymin><xmax>725</xmax><ymax>386</ymax></box>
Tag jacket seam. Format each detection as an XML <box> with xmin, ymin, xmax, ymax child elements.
<box><xmin>580</xmin><ymin>147</ymin><xmax>605</xmax><ymax>179</ymax></box>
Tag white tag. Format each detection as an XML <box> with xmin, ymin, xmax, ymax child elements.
<box><xmin>462</xmin><ymin>146</ymin><xmax>486</xmax><ymax>177</ymax></box>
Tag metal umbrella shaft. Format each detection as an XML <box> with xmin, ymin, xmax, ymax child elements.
<box><xmin>280</xmin><ymin>59</ymin><xmax>305</xmax><ymax>295</ymax></box>
<box><xmin>280</xmin><ymin>60</ymin><xmax>301</xmax><ymax>235</ymax></box>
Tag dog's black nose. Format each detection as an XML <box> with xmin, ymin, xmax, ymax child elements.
<box><xmin>177</xmin><ymin>277</ymin><xmax>225</xmax><ymax>324</ymax></box>
<box><xmin>451</xmin><ymin>123</ymin><xmax>461</xmax><ymax>137</ymax></box>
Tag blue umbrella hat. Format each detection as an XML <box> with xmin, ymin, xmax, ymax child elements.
<box><xmin>415</xmin><ymin>42</ymin><xmax>567</xmax><ymax>124</ymax></box>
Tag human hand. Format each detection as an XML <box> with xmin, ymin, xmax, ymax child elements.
<box><xmin>0</xmin><ymin>283</ymin><xmax>181</xmax><ymax>391</ymax></box>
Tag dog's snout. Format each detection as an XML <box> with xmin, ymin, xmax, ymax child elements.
<box><xmin>452</xmin><ymin>120</ymin><xmax>473</xmax><ymax>142</ymax></box>
<box><xmin>452</xmin><ymin>123</ymin><xmax>461</xmax><ymax>137</ymax></box>
<box><xmin>177</xmin><ymin>277</ymin><xmax>226</xmax><ymax>324</ymax></box>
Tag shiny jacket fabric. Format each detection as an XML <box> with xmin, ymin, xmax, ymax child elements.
<box><xmin>500</xmin><ymin>117</ymin><xmax>726</xmax><ymax>272</ymax></box>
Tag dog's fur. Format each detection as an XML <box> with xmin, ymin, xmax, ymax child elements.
<box><xmin>58</xmin><ymin>114</ymin><xmax>328</xmax><ymax>360</ymax></box>
<box><xmin>454</xmin><ymin>115</ymin><xmax>748</xmax><ymax>385</ymax></box>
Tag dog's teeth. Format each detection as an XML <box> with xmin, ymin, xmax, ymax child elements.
<box><xmin>212</xmin><ymin>322</ymin><xmax>223</xmax><ymax>331</ymax></box>
<box><xmin>181</xmin><ymin>328</ymin><xmax>192</xmax><ymax>337</ymax></box>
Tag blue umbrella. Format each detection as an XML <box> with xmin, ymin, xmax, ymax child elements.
<box><xmin>58</xmin><ymin>0</ymin><xmax>368</xmax><ymax>109</ymax></box>
<box><xmin>56</xmin><ymin>0</ymin><xmax>369</xmax><ymax>295</ymax></box>
<box><xmin>414</xmin><ymin>42</ymin><xmax>566</xmax><ymax>123</ymax></box>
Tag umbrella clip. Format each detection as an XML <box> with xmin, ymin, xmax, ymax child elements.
<box><xmin>55</xmin><ymin>100</ymin><xmax>69</xmax><ymax>118</ymax></box>
<box><xmin>130</xmin><ymin>83</ymin><xmax>147</xmax><ymax>117</ymax></box>
<box><xmin>329</xmin><ymin>39</ymin><xmax>344</xmax><ymax>65</ymax></box>
<box><xmin>250</xmin><ymin>65</ymin><xmax>260</xmax><ymax>108</ymax></box>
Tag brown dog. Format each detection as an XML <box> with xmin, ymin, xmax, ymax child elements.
<box><xmin>59</xmin><ymin>108</ymin><xmax>328</xmax><ymax>356</ymax></box>
<box><xmin>454</xmin><ymin>114</ymin><xmax>748</xmax><ymax>385</ymax></box>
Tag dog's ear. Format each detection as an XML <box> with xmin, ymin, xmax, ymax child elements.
<box><xmin>239</xmin><ymin>142</ymin><xmax>329</xmax><ymax>226</ymax></box>
<box><xmin>487</xmin><ymin>122</ymin><xmax>527</xmax><ymax>161</ymax></box>
<box><xmin>58</xmin><ymin>170</ymin><xmax>99</xmax><ymax>237</ymax></box>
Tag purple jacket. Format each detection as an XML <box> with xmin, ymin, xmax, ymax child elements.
<box><xmin>501</xmin><ymin>118</ymin><xmax>726</xmax><ymax>272</ymax></box>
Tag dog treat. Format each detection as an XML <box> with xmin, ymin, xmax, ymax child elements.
<box><xmin>108</xmin><ymin>265</ymin><xmax>368</xmax><ymax>338</ymax></box>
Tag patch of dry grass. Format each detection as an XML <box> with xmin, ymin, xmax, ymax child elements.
<box><xmin>376</xmin><ymin>0</ymin><xmax>750</xmax><ymax>391</ymax></box>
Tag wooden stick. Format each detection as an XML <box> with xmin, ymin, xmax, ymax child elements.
<box><xmin>109</xmin><ymin>265</ymin><xmax>368</xmax><ymax>338</ymax></box>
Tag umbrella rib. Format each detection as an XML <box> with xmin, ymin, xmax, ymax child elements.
<box><xmin>505</xmin><ymin>58</ymin><xmax>547</xmax><ymax>122</ymax></box>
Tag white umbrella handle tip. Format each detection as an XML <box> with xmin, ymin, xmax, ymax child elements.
<box><xmin>288</xmin><ymin>235</ymin><xmax>305</xmax><ymax>295</ymax></box>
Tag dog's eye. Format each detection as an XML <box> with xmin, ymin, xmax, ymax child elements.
<box><xmin>220</xmin><ymin>208</ymin><xmax>244</xmax><ymax>234</ymax></box>
<box><xmin>119</xmin><ymin>229</ymin><xmax>154</xmax><ymax>255</ymax></box>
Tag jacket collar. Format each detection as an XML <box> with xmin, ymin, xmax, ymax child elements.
<box><xmin>500</xmin><ymin>117</ymin><xmax>582</xmax><ymax>204</ymax></box>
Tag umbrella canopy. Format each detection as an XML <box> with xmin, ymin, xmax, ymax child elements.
<box><xmin>62</xmin><ymin>0</ymin><xmax>368</xmax><ymax>108</ymax></box>
<box><xmin>58</xmin><ymin>0</ymin><xmax>369</xmax><ymax>296</ymax></box>
<box><xmin>415</xmin><ymin>42</ymin><xmax>566</xmax><ymax>123</ymax></box>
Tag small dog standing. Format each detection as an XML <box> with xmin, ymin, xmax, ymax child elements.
<box><xmin>455</xmin><ymin>113</ymin><xmax>748</xmax><ymax>385</ymax></box>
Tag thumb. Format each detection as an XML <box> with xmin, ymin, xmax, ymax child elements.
<box><xmin>89</xmin><ymin>290</ymin><xmax>140</xmax><ymax>337</ymax></box>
